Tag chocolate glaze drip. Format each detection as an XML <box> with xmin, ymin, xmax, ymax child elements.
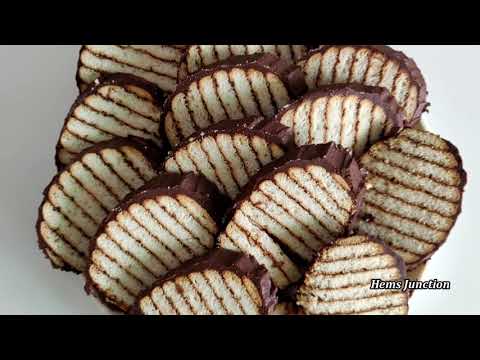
<box><xmin>165</xmin><ymin>53</ymin><xmax>307</xmax><ymax>111</ymax></box>
<box><xmin>302</xmin><ymin>45</ymin><xmax>429</xmax><ymax>127</ymax></box>
<box><xmin>56</xmin><ymin>73</ymin><xmax>168</xmax><ymax>170</ymax></box>
<box><xmin>130</xmin><ymin>248</ymin><xmax>278</xmax><ymax>315</ymax></box>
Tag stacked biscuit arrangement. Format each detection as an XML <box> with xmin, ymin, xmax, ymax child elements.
<box><xmin>37</xmin><ymin>45</ymin><xmax>467</xmax><ymax>315</ymax></box>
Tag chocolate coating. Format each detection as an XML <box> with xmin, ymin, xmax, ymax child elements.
<box><xmin>130</xmin><ymin>248</ymin><xmax>278</xmax><ymax>315</ymax></box>
<box><xmin>303</xmin><ymin>45</ymin><xmax>429</xmax><ymax>126</ymax></box>
<box><xmin>56</xmin><ymin>73</ymin><xmax>168</xmax><ymax>170</ymax></box>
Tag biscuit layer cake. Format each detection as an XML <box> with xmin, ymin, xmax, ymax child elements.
<box><xmin>77</xmin><ymin>45</ymin><xmax>186</xmax><ymax>93</ymax></box>
<box><xmin>219</xmin><ymin>143</ymin><xmax>365</xmax><ymax>289</ymax></box>
<box><xmin>274</xmin><ymin>84</ymin><xmax>406</xmax><ymax>157</ymax></box>
<box><xmin>85</xmin><ymin>173</ymin><xmax>227</xmax><ymax>312</ymax></box>
<box><xmin>164</xmin><ymin>117</ymin><xmax>292</xmax><ymax>199</ymax></box>
<box><xmin>355</xmin><ymin>128</ymin><xmax>467</xmax><ymax>268</ymax></box>
<box><xmin>297</xmin><ymin>235</ymin><xmax>408</xmax><ymax>315</ymax></box>
<box><xmin>178</xmin><ymin>45</ymin><xmax>308</xmax><ymax>80</ymax></box>
<box><xmin>300</xmin><ymin>45</ymin><xmax>428</xmax><ymax>126</ymax></box>
<box><xmin>37</xmin><ymin>137</ymin><xmax>162</xmax><ymax>273</ymax></box>
<box><xmin>55</xmin><ymin>74</ymin><xmax>165</xmax><ymax>168</ymax></box>
<box><xmin>164</xmin><ymin>53</ymin><xmax>306</xmax><ymax>147</ymax></box>
<box><xmin>132</xmin><ymin>249</ymin><xmax>277</xmax><ymax>315</ymax></box>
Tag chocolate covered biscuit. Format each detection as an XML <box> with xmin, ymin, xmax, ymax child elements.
<box><xmin>77</xmin><ymin>45</ymin><xmax>186</xmax><ymax>93</ymax></box>
<box><xmin>355</xmin><ymin>128</ymin><xmax>466</xmax><ymax>267</ymax></box>
<box><xmin>300</xmin><ymin>45</ymin><xmax>428</xmax><ymax>126</ymax></box>
<box><xmin>164</xmin><ymin>54</ymin><xmax>306</xmax><ymax>147</ymax></box>
<box><xmin>297</xmin><ymin>235</ymin><xmax>409</xmax><ymax>315</ymax></box>
<box><xmin>274</xmin><ymin>84</ymin><xmax>406</xmax><ymax>157</ymax></box>
<box><xmin>55</xmin><ymin>74</ymin><xmax>165</xmax><ymax>168</ymax></box>
<box><xmin>85</xmin><ymin>173</ymin><xmax>227</xmax><ymax>312</ymax></box>
<box><xmin>219</xmin><ymin>143</ymin><xmax>365</xmax><ymax>289</ymax></box>
<box><xmin>164</xmin><ymin>117</ymin><xmax>292</xmax><ymax>199</ymax></box>
<box><xmin>37</xmin><ymin>137</ymin><xmax>162</xmax><ymax>273</ymax></box>
<box><xmin>132</xmin><ymin>249</ymin><xmax>277</xmax><ymax>315</ymax></box>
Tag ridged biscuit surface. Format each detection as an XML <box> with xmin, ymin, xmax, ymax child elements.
<box><xmin>300</xmin><ymin>45</ymin><xmax>428</xmax><ymax>126</ymax></box>
<box><xmin>355</xmin><ymin>128</ymin><xmax>466</xmax><ymax>267</ymax></box>
<box><xmin>37</xmin><ymin>138</ymin><xmax>161</xmax><ymax>273</ymax></box>
<box><xmin>55</xmin><ymin>74</ymin><xmax>164</xmax><ymax>168</ymax></box>
<box><xmin>219</xmin><ymin>144</ymin><xmax>364</xmax><ymax>289</ymax></box>
<box><xmin>164</xmin><ymin>118</ymin><xmax>289</xmax><ymax>199</ymax></box>
<box><xmin>178</xmin><ymin>45</ymin><xmax>308</xmax><ymax>80</ymax></box>
<box><xmin>77</xmin><ymin>45</ymin><xmax>186</xmax><ymax>93</ymax></box>
<box><xmin>85</xmin><ymin>173</ymin><xmax>225</xmax><ymax>312</ymax></box>
<box><xmin>275</xmin><ymin>84</ymin><xmax>405</xmax><ymax>157</ymax></box>
<box><xmin>297</xmin><ymin>235</ymin><xmax>408</xmax><ymax>315</ymax></box>
<box><xmin>164</xmin><ymin>54</ymin><xmax>306</xmax><ymax>147</ymax></box>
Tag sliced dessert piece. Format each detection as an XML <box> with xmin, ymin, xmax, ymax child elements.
<box><xmin>164</xmin><ymin>53</ymin><xmax>306</xmax><ymax>147</ymax></box>
<box><xmin>219</xmin><ymin>143</ymin><xmax>365</xmax><ymax>289</ymax></box>
<box><xmin>85</xmin><ymin>173</ymin><xmax>227</xmax><ymax>312</ymax></box>
<box><xmin>274</xmin><ymin>84</ymin><xmax>405</xmax><ymax>157</ymax></box>
<box><xmin>164</xmin><ymin>117</ymin><xmax>292</xmax><ymax>200</ymax></box>
<box><xmin>355</xmin><ymin>128</ymin><xmax>467</xmax><ymax>267</ymax></box>
<box><xmin>55</xmin><ymin>74</ymin><xmax>165</xmax><ymax>168</ymax></box>
<box><xmin>178</xmin><ymin>45</ymin><xmax>308</xmax><ymax>80</ymax></box>
<box><xmin>131</xmin><ymin>248</ymin><xmax>277</xmax><ymax>315</ymax></box>
<box><xmin>36</xmin><ymin>137</ymin><xmax>162</xmax><ymax>273</ymax></box>
<box><xmin>297</xmin><ymin>235</ymin><xmax>408</xmax><ymax>315</ymax></box>
<box><xmin>407</xmin><ymin>260</ymin><xmax>427</xmax><ymax>282</ymax></box>
<box><xmin>77</xmin><ymin>45</ymin><xmax>186</xmax><ymax>93</ymax></box>
<box><xmin>300</xmin><ymin>45</ymin><xmax>428</xmax><ymax>126</ymax></box>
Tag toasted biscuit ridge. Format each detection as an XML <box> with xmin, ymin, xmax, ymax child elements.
<box><xmin>355</xmin><ymin>128</ymin><xmax>466</xmax><ymax>266</ymax></box>
<box><xmin>37</xmin><ymin>138</ymin><xmax>161</xmax><ymax>273</ymax></box>
<box><xmin>77</xmin><ymin>45</ymin><xmax>187</xmax><ymax>92</ymax></box>
<box><xmin>297</xmin><ymin>235</ymin><xmax>408</xmax><ymax>315</ymax></box>
<box><xmin>301</xmin><ymin>45</ymin><xmax>428</xmax><ymax>126</ymax></box>
<box><xmin>56</xmin><ymin>74</ymin><xmax>165</xmax><ymax>169</ymax></box>
<box><xmin>85</xmin><ymin>173</ymin><xmax>225</xmax><ymax>312</ymax></box>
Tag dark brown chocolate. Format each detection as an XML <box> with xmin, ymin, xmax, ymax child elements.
<box><xmin>36</xmin><ymin>136</ymin><xmax>164</xmax><ymax>274</ymax></box>
<box><xmin>274</xmin><ymin>83</ymin><xmax>407</xmax><ymax>133</ymax></box>
<box><xmin>303</xmin><ymin>45</ymin><xmax>429</xmax><ymax>126</ymax></box>
<box><xmin>165</xmin><ymin>53</ymin><xmax>307</xmax><ymax>111</ymax></box>
<box><xmin>130</xmin><ymin>248</ymin><xmax>278</xmax><ymax>315</ymax></box>
<box><xmin>56</xmin><ymin>73</ymin><xmax>168</xmax><ymax>170</ymax></box>
<box><xmin>228</xmin><ymin>142</ymin><xmax>366</xmax><ymax>230</ymax></box>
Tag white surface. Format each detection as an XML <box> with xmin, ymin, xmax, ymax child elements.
<box><xmin>0</xmin><ymin>45</ymin><xmax>478</xmax><ymax>315</ymax></box>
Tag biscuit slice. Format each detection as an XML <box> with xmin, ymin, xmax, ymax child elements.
<box><xmin>164</xmin><ymin>117</ymin><xmax>292</xmax><ymax>200</ymax></box>
<box><xmin>131</xmin><ymin>248</ymin><xmax>277</xmax><ymax>315</ymax></box>
<box><xmin>297</xmin><ymin>235</ymin><xmax>408</xmax><ymax>315</ymax></box>
<box><xmin>274</xmin><ymin>84</ymin><xmax>406</xmax><ymax>157</ymax></box>
<box><xmin>85</xmin><ymin>173</ymin><xmax>227</xmax><ymax>312</ymax></box>
<box><xmin>55</xmin><ymin>74</ymin><xmax>165</xmax><ymax>168</ymax></box>
<box><xmin>164</xmin><ymin>53</ymin><xmax>306</xmax><ymax>147</ymax></box>
<box><xmin>178</xmin><ymin>45</ymin><xmax>308</xmax><ymax>80</ymax></box>
<box><xmin>36</xmin><ymin>137</ymin><xmax>162</xmax><ymax>273</ymax></box>
<box><xmin>77</xmin><ymin>45</ymin><xmax>186</xmax><ymax>93</ymax></box>
<box><xmin>300</xmin><ymin>45</ymin><xmax>428</xmax><ymax>126</ymax></box>
<box><xmin>355</xmin><ymin>128</ymin><xmax>467</xmax><ymax>267</ymax></box>
<box><xmin>219</xmin><ymin>143</ymin><xmax>365</xmax><ymax>289</ymax></box>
